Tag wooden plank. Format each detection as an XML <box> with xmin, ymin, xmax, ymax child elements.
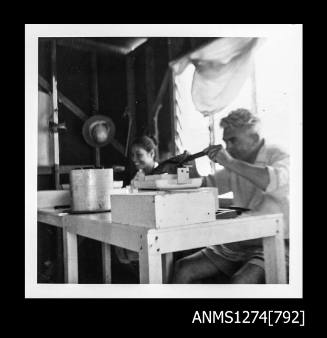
<box><xmin>39</xmin><ymin>75</ymin><xmax>88</xmax><ymax>121</ymax></box>
<box><xmin>37</xmin><ymin>190</ymin><xmax>71</xmax><ymax>208</ymax></box>
<box><xmin>90</xmin><ymin>52</ymin><xmax>99</xmax><ymax>114</ymax></box>
<box><xmin>62</xmin><ymin>228</ymin><xmax>79</xmax><ymax>283</ymax></box>
<box><xmin>59</xmin><ymin>164</ymin><xmax>95</xmax><ymax>174</ymax></box>
<box><xmin>63</xmin><ymin>213</ymin><xmax>146</xmax><ymax>252</ymax></box>
<box><xmin>148</xmin><ymin>214</ymin><xmax>282</xmax><ymax>254</ymax></box>
<box><xmin>37</xmin><ymin>209</ymin><xmax>66</xmax><ymax>227</ymax></box>
<box><xmin>90</xmin><ymin>52</ymin><xmax>101</xmax><ymax>167</ymax></box>
<box><xmin>38</xmin><ymin>166</ymin><xmax>53</xmax><ymax>175</ymax></box>
<box><xmin>145</xmin><ymin>44</ymin><xmax>155</xmax><ymax>131</ymax></box>
<box><xmin>168</xmin><ymin>68</ymin><xmax>177</xmax><ymax>155</ymax></box>
<box><xmin>125</xmin><ymin>55</ymin><xmax>136</xmax><ymax>155</ymax></box>
<box><xmin>167</xmin><ymin>39</ymin><xmax>177</xmax><ymax>155</ymax></box>
<box><xmin>263</xmin><ymin>219</ymin><xmax>287</xmax><ymax>284</ymax></box>
<box><xmin>51</xmin><ymin>41</ymin><xmax>60</xmax><ymax>190</ymax></box>
<box><xmin>58</xmin><ymin>94</ymin><xmax>88</xmax><ymax>121</ymax></box>
<box><xmin>139</xmin><ymin>234</ymin><xmax>163</xmax><ymax>284</ymax></box>
<box><xmin>42</xmin><ymin>38</ymin><xmax>148</xmax><ymax>56</ymax></box>
<box><xmin>57</xmin><ymin>38</ymin><xmax>130</xmax><ymax>56</ymax></box>
<box><xmin>162</xmin><ymin>252</ymin><xmax>174</xmax><ymax>284</ymax></box>
<box><xmin>38</xmin><ymin>165</ymin><xmax>96</xmax><ymax>175</ymax></box>
<box><xmin>150</xmin><ymin>69</ymin><xmax>169</xmax><ymax>143</ymax></box>
<box><xmin>151</xmin><ymin>69</ymin><xmax>169</xmax><ymax>117</ymax></box>
<box><xmin>101</xmin><ymin>243</ymin><xmax>112</xmax><ymax>283</ymax></box>
<box><xmin>110</xmin><ymin>138</ymin><xmax>125</xmax><ymax>156</ymax></box>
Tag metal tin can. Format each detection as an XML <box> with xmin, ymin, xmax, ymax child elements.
<box><xmin>70</xmin><ymin>168</ymin><xmax>113</xmax><ymax>213</ymax></box>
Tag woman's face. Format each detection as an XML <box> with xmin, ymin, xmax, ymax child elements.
<box><xmin>131</xmin><ymin>145</ymin><xmax>155</xmax><ymax>171</ymax></box>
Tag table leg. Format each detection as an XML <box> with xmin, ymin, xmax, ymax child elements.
<box><xmin>62</xmin><ymin>229</ymin><xmax>78</xmax><ymax>283</ymax></box>
<box><xmin>263</xmin><ymin>225</ymin><xmax>287</xmax><ymax>283</ymax></box>
<box><xmin>139</xmin><ymin>235</ymin><xmax>163</xmax><ymax>284</ymax></box>
<box><xmin>162</xmin><ymin>253</ymin><xmax>174</xmax><ymax>284</ymax></box>
<box><xmin>56</xmin><ymin>228</ymin><xmax>64</xmax><ymax>282</ymax></box>
<box><xmin>101</xmin><ymin>243</ymin><xmax>112</xmax><ymax>283</ymax></box>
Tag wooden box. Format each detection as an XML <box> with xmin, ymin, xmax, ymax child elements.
<box><xmin>111</xmin><ymin>188</ymin><xmax>218</xmax><ymax>228</ymax></box>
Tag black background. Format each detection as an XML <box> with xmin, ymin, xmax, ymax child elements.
<box><xmin>20</xmin><ymin>23</ymin><xmax>312</xmax><ymax>331</ymax></box>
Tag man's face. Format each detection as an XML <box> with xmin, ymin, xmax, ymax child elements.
<box><xmin>222</xmin><ymin>127</ymin><xmax>258</xmax><ymax>161</ymax></box>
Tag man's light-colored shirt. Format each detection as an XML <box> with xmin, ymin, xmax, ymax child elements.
<box><xmin>204</xmin><ymin>141</ymin><xmax>289</xmax><ymax>238</ymax></box>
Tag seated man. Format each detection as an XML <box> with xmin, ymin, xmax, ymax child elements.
<box><xmin>172</xmin><ymin>108</ymin><xmax>289</xmax><ymax>284</ymax></box>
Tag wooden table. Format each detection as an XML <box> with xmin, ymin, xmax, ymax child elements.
<box><xmin>37</xmin><ymin>202</ymin><xmax>287</xmax><ymax>284</ymax></box>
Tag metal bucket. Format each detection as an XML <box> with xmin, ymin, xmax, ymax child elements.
<box><xmin>70</xmin><ymin>168</ymin><xmax>114</xmax><ymax>213</ymax></box>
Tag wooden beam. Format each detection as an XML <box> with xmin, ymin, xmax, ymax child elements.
<box><xmin>168</xmin><ymin>68</ymin><xmax>177</xmax><ymax>156</ymax></box>
<box><xmin>51</xmin><ymin>41</ymin><xmax>60</xmax><ymax>190</ymax></box>
<box><xmin>52</xmin><ymin>37</ymin><xmax>148</xmax><ymax>56</ymax></box>
<box><xmin>37</xmin><ymin>190</ymin><xmax>71</xmax><ymax>208</ymax></box>
<box><xmin>39</xmin><ymin>75</ymin><xmax>88</xmax><ymax>121</ymax></box>
<box><xmin>38</xmin><ymin>165</ymin><xmax>95</xmax><ymax>175</ymax></box>
<box><xmin>145</xmin><ymin>44</ymin><xmax>155</xmax><ymax>132</ymax></box>
<box><xmin>151</xmin><ymin>69</ymin><xmax>169</xmax><ymax>117</ymax></box>
<box><xmin>101</xmin><ymin>243</ymin><xmax>112</xmax><ymax>283</ymax></box>
<box><xmin>62</xmin><ymin>229</ymin><xmax>79</xmax><ymax>283</ymax></box>
<box><xmin>148</xmin><ymin>69</ymin><xmax>170</xmax><ymax>145</ymax></box>
<box><xmin>39</xmin><ymin>76</ymin><xmax>126</xmax><ymax>156</ymax></box>
<box><xmin>111</xmin><ymin>138</ymin><xmax>125</xmax><ymax>155</ymax></box>
<box><xmin>57</xmin><ymin>38</ymin><xmax>130</xmax><ymax>56</ymax></box>
<box><xmin>90</xmin><ymin>52</ymin><xmax>99</xmax><ymax>114</ymax></box>
<box><xmin>125</xmin><ymin>55</ymin><xmax>136</xmax><ymax>156</ymax></box>
<box><xmin>90</xmin><ymin>52</ymin><xmax>101</xmax><ymax>167</ymax></box>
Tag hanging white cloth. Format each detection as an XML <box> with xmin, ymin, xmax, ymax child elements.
<box><xmin>171</xmin><ymin>37</ymin><xmax>264</xmax><ymax>117</ymax></box>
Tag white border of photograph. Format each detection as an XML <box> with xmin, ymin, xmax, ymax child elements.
<box><xmin>25</xmin><ymin>24</ymin><xmax>302</xmax><ymax>298</ymax></box>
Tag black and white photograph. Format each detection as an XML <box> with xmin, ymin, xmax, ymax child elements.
<box><xmin>25</xmin><ymin>24</ymin><xmax>302</xmax><ymax>301</ymax></box>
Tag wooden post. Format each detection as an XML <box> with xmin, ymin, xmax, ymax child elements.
<box><xmin>62</xmin><ymin>228</ymin><xmax>79</xmax><ymax>283</ymax></box>
<box><xmin>162</xmin><ymin>252</ymin><xmax>174</xmax><ymax>284</ymax></box>
<box><xmin>145</xmin><ymin>44</ymin><xmax>155</xmax><ymax>133</ymax></box>
<box><xmin>209</xmin><ymin>115</ymin><xmax>216</xmax><ymax>174</ymax></box>
<box><xmin>167</xmin><ymin>38</ymin><xmax>177</xmax><ymax>155</ymax></box>
<box><xmin>139</xmin><ymin>234</ymin><xmax>163</xmax><ymax>284</ymax></box>
<box><xmin>263</xmin><ymin>219</ymin><xmax>287</xmax><ymax>283</ymax></box>
<box><xmin>51</xmin><ymin>40</ymin><xmax>65</xmax><ymax>282</ymax></box>
<box><xmin>101</xmin><ymin>243</ymin><xmax>112</xmax><ymax>283</ymax></box>
<box><xmin>150</xmin><ymin>69</ymin><xmax>169</xmax><ymax>144</ymax></box>
<box><xmin>168</xmin><ymin>68</ymin><xmax>177</xmax><ymax>156</ymax></box>
<box><xmin>125</xmin><ymin>55</ymin><xmax>136</xmax><ymax>156</ymax></box>
<box><xmin>91</xmin><ymin>52</ymin><xmax>101</xmax><ymax>167</ymax></box>
<box><xmin>51</xmin><ymin>40</ymin><xmax>60</xmax><ymax>190</ymax></box>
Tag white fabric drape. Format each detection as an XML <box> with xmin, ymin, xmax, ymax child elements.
<box><xmin>171</xmin><ymin>37</ymin><xmax>264</xmax><ymax>117</ymax></box>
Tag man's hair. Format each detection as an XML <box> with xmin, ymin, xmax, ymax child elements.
<box><xmin>220</xmin><ymin>108</ymin><xmax>260</xmax><ymax>131</ymax></box>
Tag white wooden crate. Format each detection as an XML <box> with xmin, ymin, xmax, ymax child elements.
<box><xmin>111</xmin><ymin>188</ymin><xmax>218</xmax><ymax>228</ymax></box>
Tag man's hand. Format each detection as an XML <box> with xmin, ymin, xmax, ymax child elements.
<box><xmin>205</xmin><ymin>145</ymin><xmax>234</xmax><ymax>168</ymax></box>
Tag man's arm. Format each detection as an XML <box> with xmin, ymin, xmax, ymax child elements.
<box><xmin>207</xmin><ymin>146</ymin><xmax>269</xmax><ymax>191</ymax></box>
<box><xmin>224</xmin><ymin>158</ymin><xmax>269</xmax><ymax>191</ymax></box>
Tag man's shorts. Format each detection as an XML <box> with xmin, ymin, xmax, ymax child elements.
<box><xmin>201</xmin><ymin>243</ymin><xmax>265</xmax><ymax>278</ymax></box>
<box><xmin>201</xmin><ymin>239</ymin><xmax>289</xmax><ymax>280</ymax></box>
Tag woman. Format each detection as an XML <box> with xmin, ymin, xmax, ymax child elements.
<box><xmin>115</xmin><ymin>135</ymin><xmax>159</xmax><ymax>277</ymax></box>
<box><xmin>122</xmin><ymin>135</ymin><xmax>159</xmax><ymax>187</ymax></box>
<box><xmin>130</xmin><ymin>135</ymin><xmax>159</xmax><ymax>177</ymax></box>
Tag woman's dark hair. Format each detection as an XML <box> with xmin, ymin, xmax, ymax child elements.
<box><xmin>131</xmin><ymin>135</ymin><xmax>158</xmax><ymax>154</ymax></box>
